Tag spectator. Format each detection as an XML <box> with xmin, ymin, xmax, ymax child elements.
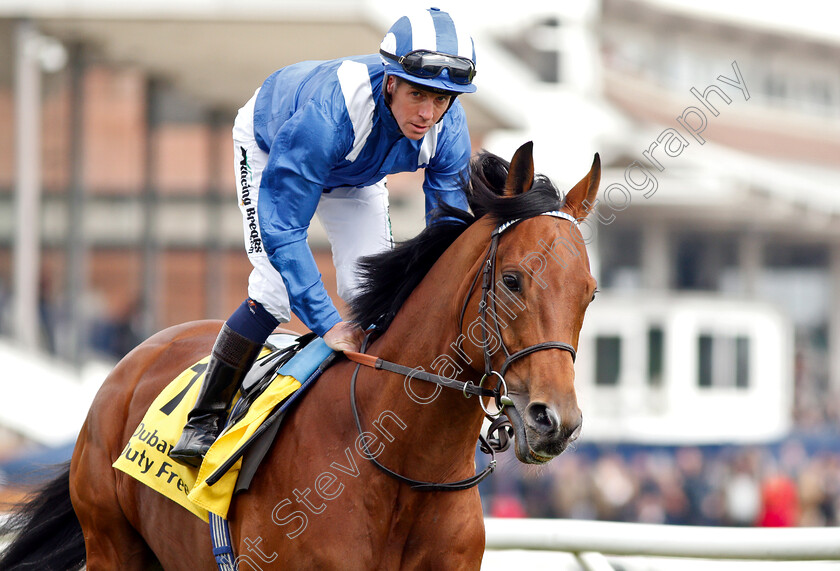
<box><xmin>756</xmin><ymin>473</ymin><xmax>800</xmax><ymax>527</ymax></box>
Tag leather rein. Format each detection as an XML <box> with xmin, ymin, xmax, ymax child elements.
<box><xmin>344</xmin><ymin>210</ymin><xmax>580</xmax><ymax>492</ymax></box>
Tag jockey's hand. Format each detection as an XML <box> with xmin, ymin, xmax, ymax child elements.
<box><xmin>323</xmin><ymin>321</ymin><xmax>365</xmax><ymax>352</ymax></box>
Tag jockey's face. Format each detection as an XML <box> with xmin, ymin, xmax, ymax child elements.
<box><xmin>387</xmin><ymin>76</ymin><xmax>452</xmax><ymax>140</ymax></box>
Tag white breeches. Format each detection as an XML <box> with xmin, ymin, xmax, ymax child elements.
<box><xmin>232</xmin><ymin>88</ymin><xmax>393</xmax><ymax>323</ymax></box>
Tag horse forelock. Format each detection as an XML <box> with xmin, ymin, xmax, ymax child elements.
<box><xmin>466</xmin><ymin>151</ymin><xmax>563</xmax><ymax>224</ymax></box>
<box><xmin>348</xmin><ymin>150</ymin><xmax>563</xmax><ymax>331</ymax></box>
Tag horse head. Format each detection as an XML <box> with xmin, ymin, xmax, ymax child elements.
<box><xmin>463</xmin><ymin>141</ymin><xmax>601</xmax><ymax>464</ymax></box>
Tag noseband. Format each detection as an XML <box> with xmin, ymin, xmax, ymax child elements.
<box><xmin>345</xmin><ymin>210</ymin><xmax>581</xmax><ymax>491</ymax></box>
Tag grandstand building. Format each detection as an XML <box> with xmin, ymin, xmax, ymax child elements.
<box><xmin>0</xmin><ymin>0</ymin><xmax>837</xmax><ymax>447</ymax></box>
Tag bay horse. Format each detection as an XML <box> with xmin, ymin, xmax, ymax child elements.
<box><xmin>0</xmin><ymin>142</ymin><xmax>600</xmax><ymax>570</ymax></box>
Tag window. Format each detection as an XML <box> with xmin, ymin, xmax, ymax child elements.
<box><xmin>697</xmin><ymin>333</ymin><xmax>750</xmax><ymax>389</ymax></box>
<box><xmin>735</xmin><ymin>336</ymin><xmax>750</xmax><ymax>389</ymax></box>
<box><xmin>698</xmin><ymin>335</ymin><xmax>713</xmax><ymax>388</ymax></box>
<box><xmin>762</xmin><ymin>73</ymin><xmax>788</xmax><ymax>101</ymax></box>
<box><xmin>675</xmin><ymin>234</ymin><xmax>738</xmax><ymax>291</ymax></box>
<box><xmin>497</xmin><ymin>17</ymin><xmax>562</xmax><ymax>83</ymax></box>
<box><xmin>595</xmin><ymin>335</ymin><xmax>622</xmax><ymax>386</ymax></box>
<box><xmin>647</xmin><ymin>326</ymin><xmax>664</xmax><ymax>387</ymax></box>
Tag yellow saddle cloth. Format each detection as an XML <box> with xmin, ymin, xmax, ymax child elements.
<box><xmin>112</xmin><ymin>350</ymin><xmax>301</xmax><ymax>521</ymax></box>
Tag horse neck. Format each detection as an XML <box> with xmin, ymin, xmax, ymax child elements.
<box><xmin>359</xmin><ymin>221</ymin><xmax>492</xmax><ymax>476</ymax></box>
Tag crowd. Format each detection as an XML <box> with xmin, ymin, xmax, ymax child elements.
<box><xmin>474</xmin><ymin>347</ymin><xmax>840</xmax><ymax>528</ymax></box>
<box><xmin>478</xmin><ymin>435</ymin><xmax>840</xmax><ymax>527</ymax></box>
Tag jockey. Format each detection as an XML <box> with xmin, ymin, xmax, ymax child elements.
<box><xmin>170</xmin><ymin>7</ymin><xmax>478</xmax><ymax>467</ymax></box>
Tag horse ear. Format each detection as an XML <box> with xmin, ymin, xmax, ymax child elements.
<box><xmin>503</xmin><ymin>141</ymin><xmax>535</xmax><ymax>196</ymax></box>
<box><xmin>563</xmin><ymin>153</ymin><xmax>601</xmax><ymax>219</ymax></box>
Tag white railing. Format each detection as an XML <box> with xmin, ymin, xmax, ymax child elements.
<box><xmin>484</xmin><ymin>518</ymin><xmax>840</xmax><ymax>570</ymax></box>
<box><xmin>6</xmin><ymin>515</ymin><xmax>840</xmax><ymax>568</ymax></box>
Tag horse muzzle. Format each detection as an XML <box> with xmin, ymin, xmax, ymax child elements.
<box><xmin>504</xmin><ymin>395</ymin><xmax>582</xmax><ymax>464</ymax></box>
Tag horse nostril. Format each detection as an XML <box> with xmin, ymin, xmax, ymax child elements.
<box><xmin>566</xmin><ymin>414</ymin><xmax>583</xmax><ymax>441</ymax></box>
<box><xmin>525</xmin><ymin>402</ymin><xmax>560</xmax><ymax>436</ymax></box>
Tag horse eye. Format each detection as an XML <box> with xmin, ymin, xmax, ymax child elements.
<box><xmin>591</xmin><ymin>288</ymin><xmax>600</xmax><ymax>302</ymax></box>
<box><xmin>502</xmin><ymin>273</ymin><xmax>521</xmax><ymax>292</ymax></box>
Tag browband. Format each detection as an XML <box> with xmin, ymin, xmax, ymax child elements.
<box><xmin>493</xmin><ymin>210</ymin><xmax>579</xmax><ymax>236</ymax></box>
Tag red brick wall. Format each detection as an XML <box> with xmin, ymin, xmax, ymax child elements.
<box><xmin>0</xmin><ymin>63</ymin><xmax>365</xmax><ymax>352</ymax></box>
<box><xmin>83</xmin><ymin>66</ymin><xmax>147</xmax><ymax>195</ymax></box>
<box><xmin>87</xmin><ymin>249</ymin><xmax>143</xmax><ymax>317</ymax></box>
<box><xmin>153</xmin><ymin>125</ymin><xmax>212</xmax><ymax>194</ymax></box>
<box><xmin>42</xmin><ymin>74</ymin><xmax>71</xmax><ymax>193</ymax></box>
<box><xmin>0</xmin><ymin>89</ymin><xmax>13</xmax><ymax>191</ymax></box>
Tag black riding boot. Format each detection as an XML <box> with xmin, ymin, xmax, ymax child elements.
<box><xmin>169</xmin><ymin>324</ymin><xmax>263</xmax><ymax>467</ymax></box>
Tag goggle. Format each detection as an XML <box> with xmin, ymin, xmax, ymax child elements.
<box><xmin>380</xmin><ymin>49</ymin><xmax>476</xmax><ymax>86</ymax></box>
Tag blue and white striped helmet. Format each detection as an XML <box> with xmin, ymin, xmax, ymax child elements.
<box><xmin>380</xmin><ymin>7</ymin><xmax>477</xmax><ymax>94</ymax></box>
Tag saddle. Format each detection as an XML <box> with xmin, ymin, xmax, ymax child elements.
<box><xmin>237</xmin><ymin>331</ymin><xmax>316</xmax><ymax>416</ymax></box>
<box><xmin>220</xmin><ymin>331</ymin><xmax>337</xmax><ymax>493</ymax></box>
<box><xmin>113</xmin><ymin>331</ymin><xmax>336</xmax><ymax>521</ymax></box>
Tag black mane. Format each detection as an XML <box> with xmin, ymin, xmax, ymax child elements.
<box><xmin>348</xmin><ymin>150</ymin><xmax>563</xmax><ymax>330</ymax></box>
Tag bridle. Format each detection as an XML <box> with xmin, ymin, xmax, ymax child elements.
<box><xmin>344</xmin><ymin>210</ymin><xmax>581</xmax><ymax>492</ymax></box>
<box><xmin>464</xmin><ymin>211</ymin><xmax>578</xmax><ymax>400</ymax></box>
